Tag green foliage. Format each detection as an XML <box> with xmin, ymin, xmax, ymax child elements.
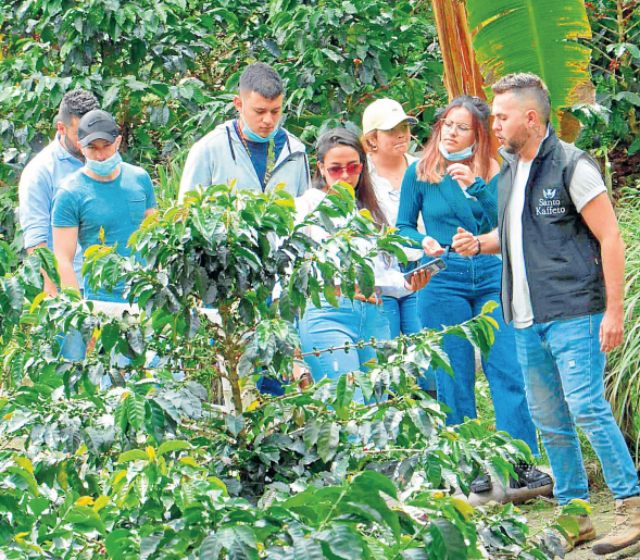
<box><xmin>606</xmin><ymin>195</ymin><xmax>640</xmax><ymax>463</ymax></box>
<box><xmin>0</xmin><ymin>350</ymin><xmax>553</xmax><ymax>559</ymax></box>
<box><xmin>572</xmin><ymin>0</ymin><xmax>640</xmax><ymax>187</ymax></box>
<box><xmin>0</xmin><ymin>0</ymin><xmax>445</xmax><ymax>188</ymax></box>
<box><xmin>216</xmin><ymin>0</ymin><xmax>444</xmax><ymax>143</ymax></box>
<box><xmin>0</xmin><ymin>0</ymin><xmax>219</xmax><ymax>180</ymax></box>
<box><xmin>466</xmin><ymin>0</ymin><xmax>593</xmax><ymax>127</ymax></box>
<box><xmin>0</xmin><ymin>187</ymin><xmax>20</xmax><ymax>252</ymax></box>
<box><xmin>0</xmin><ymin>183</ymin><xmax>557</xmax><ymax>558</ymax></box>
<box><xmin>81</xmin><ymin>184</ymin><xmax>413</xmax><ymax>410</ymax></box>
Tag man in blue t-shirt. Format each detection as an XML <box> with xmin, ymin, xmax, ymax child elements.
<box><xmin>52</xmin><ymin>109</ymin><xmax>157</xmax><ymax>302</ymax></box>
<box><xmin>178</xmin><ymin>62</ymin><xmax>310</xmax><ymax>200</ymax></box>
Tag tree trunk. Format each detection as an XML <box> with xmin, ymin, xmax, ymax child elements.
<box><xmin>430</xmin><ymin>0</ymin><xmax>486</xmax><ymax>100</ymax></box>
<box><xmin>430</xmin><ymin>0</ymin><xmax>502</xmax><ymax>154</ymax></box>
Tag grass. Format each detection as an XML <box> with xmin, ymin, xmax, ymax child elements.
<box><xmin>606</xmin><ymin>193</ymin><xmax>640</xmax><ymax>464</ymax></box>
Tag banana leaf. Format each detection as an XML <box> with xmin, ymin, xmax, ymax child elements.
<box><xmin>466</xmin><ymin>0</ymin><xmax>594</xmax><ymax>131</ymax></box>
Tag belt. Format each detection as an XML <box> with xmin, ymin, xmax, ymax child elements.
<box><xmin>334</xmin><ymin>286</ymin><xmax>383</xmax><ymax>305</ymax></box>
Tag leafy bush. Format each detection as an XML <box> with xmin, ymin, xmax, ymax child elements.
<box><xmin>0</xmin><ymin>184</ymin><xmax>562</xmax><ymax>558</ymax></box>
<box><xmin>574</xmin><ymin>0</ymin><xmax>640</xmax><ymax>188</ymax></box>
<box><xmin>0</xmin><ymin>0</ymin><xmax>445</xmax><ymax>189</ymax></box>
<box><xmin>0</xmin><ymin>378</ymin><xmax>556</xmax><ymax>559</ymax></box>
<box><xmin>606</xmin><ymin>194</ymin><xmax>640</xmax><ymax>462</ymax></box>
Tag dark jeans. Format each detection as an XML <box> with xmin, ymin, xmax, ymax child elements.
<box><xmin>418</xmin><ymin>253</ymin><xmax>538</xmax><ymax>454</ymax></box>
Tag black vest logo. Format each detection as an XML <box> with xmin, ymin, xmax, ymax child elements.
<box><xmin>536</xmin><ymin>186</ymin><xmax>566</xmax><ymax>216</ymax></box>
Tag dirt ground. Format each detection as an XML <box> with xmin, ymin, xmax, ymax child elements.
<box><xmin>521</xmin><ymin>491</ymin><xmax>640</xmax><ymax>559</ymax></box>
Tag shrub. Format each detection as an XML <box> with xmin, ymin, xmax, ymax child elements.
<box><xmin>0</xmin><ymin>184</ymin><xmax>561</xmax><ymax>558</ymax></box>
<box><xmin>606</xmin><ymin>193</ymin><xmax>640</xmax><ymax>462</ymax></box>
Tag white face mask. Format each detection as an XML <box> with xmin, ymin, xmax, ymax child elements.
<box><xmin>85</xmin><ymin>151</ymin><xmax>122</xmax><ymax>176</ymax></box>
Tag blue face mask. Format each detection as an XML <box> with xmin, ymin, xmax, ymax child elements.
<box><xmin>439</xmin><ymin>142</ymin><xmax>475</xmax><ymax>162</ymax></box>
<box><xmin>85</xmin><ymin>151</ymin><xmax>122</xmax><ymax>177</ymax></box>
<box><xmin>241</xmin><ymin>119</ymin><xmax>280</xmax><ymax>143</ymax></box>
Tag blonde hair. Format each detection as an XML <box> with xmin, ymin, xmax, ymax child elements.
<box><xmin>362</xmin><ymin>130</ymin><xmax>378</xmax><ymax>153</ymax></box>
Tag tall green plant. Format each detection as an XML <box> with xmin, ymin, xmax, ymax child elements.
<box><xmin>464</xmin><ymin>0</ymin><xmax>594</xmax><ymax>129</ymax></box>
<box><xmin>82</xmin><ymin>183</ymin><xmax>425</xmax><ymax>410</ymax></box>
<box><xmin>571</xmin><ymin>0</ymin><xmax>640</xmax><ymax>188</ymax></box>
<box><xmin>605</xmin><ymin>195</ymin><xmax>640</xmax><ymax>462</ymax></box>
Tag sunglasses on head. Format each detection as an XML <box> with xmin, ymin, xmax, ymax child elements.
<box><xmin>325</xmin><ymin>162</ymin><xmax>363</xmax><ymax>179</ymax></box>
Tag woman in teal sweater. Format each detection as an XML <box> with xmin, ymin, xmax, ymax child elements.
<box><xmin>397</xmin><ymin>96</ymin><xmax>550</xmax><ymax>493</ymax></box>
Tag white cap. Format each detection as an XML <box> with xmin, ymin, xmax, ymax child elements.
<box><xmin>362</xmin><ymin>98</ymin><xmax>418</xmax><ymax>135</ymax></box>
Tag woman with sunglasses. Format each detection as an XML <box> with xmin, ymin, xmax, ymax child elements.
<box><xmin>396</xmin><ymin>96</ymin><xmax>551</xmax><ymax>494</ymax></box>
<box><xmin>296</xmin><ymin>127</ymin><xmax>430</xmax><ymax>402</ymax></box>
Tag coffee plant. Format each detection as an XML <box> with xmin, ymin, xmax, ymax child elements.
<box><xmin>0</xmin><ymin>184</ymin><xmax>566</xmax><ymax>559</ymax></box>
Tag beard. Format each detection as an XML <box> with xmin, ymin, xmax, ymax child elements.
<box><xmin>63</xmin><ymin>135</ymin><xmax>84</xmax><ymax>160</ymax></box>
<box><xmin>502</xmin><ymin>125</ymin><xmax>530</xmax><ymax>155</ymax></box>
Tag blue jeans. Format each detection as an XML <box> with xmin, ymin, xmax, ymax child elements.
<box><xmin>382</xmin><ymin>293</ymin><xmax>421</xmax><ymax>338</ymax></box>
<box><xmin>514</xmin><ymin>313</ymin><xmax>640</xmax><ymax>504</ymax></box>
<box><xmin>84</xmin><ymin>287</ymin><xmax>127</xmax><ymax>303</ymax></box>
<box><xmin>298</xmin><ymin>295</ymin><xmax>390</xmax><ymax>403</ymax></box>
<box><xmin>418</xmin><ymin>253</ymin><xmax>538</xmax><ymax>454</ymax></box>
<box><xmin>60</xmin><ymin>290</ymin><xmax>127</xmax><ymax>362</ymax></box>
<box><xmin>59</xmin><ymin>328</ymin><xmax>87</xmax><ymax>362</ymax></box>
<box><xmin>60</xmin><ymin>293</ymin><xmax>130</xmax><ymax>388</ymax></box>
<box><xmin>382</xmin><ymin>293</ymin><xmax>435</xmax><ymax>391</ymax></box>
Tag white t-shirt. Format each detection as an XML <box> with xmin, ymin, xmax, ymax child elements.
<box><xmin>368</xmin><ymin>153</ymin><xmax>419</xmax><ymax>227</ymax></box>
<box><xmin>294</xmin><ymin>188</ymin><xmax>413</xmax><ymax>298</ymax></box>
<box><xmin>506</xmin><ymin>157</ymin><xmax>607</xmax><ymax>328</ymax></box>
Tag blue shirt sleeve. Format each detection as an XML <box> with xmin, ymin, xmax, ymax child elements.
<box><xmin>466</xmin><ymin>174</ymin><xmax>498</xmax><ymax>229</ymax></box>
<box><xmin>52</xmin><ymin>187</ymin><xmax>81</xmax><ymax>228</ymax></box>
<box><xmin>396</xmin><ymin>163</ymin><xmax>427</xmax><ymax>245</ymax></box>
<box><xmin>18</xmin><ymin>162</ymin><xmax>54</xmax><ymax>249</ymax></box>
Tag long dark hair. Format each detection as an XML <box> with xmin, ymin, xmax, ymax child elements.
<box><xmin>417</xmin><ymin>96</ymin><xmax>492</xmax><ymax>184</ymax></box>
<box><xmin>314</xmin><ymin>127</ymin><xmax>387</xmax><ymax>225</ymax></box>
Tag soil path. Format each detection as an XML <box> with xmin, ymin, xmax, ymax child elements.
<box><xmin>522</xmin><ymin>492</ymin><xmax>640</xmax><ymax>559</ymax></box>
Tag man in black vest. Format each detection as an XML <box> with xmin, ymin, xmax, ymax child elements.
<box><xmin>452</xmin><ymin>73</ymin><xmax>640</xmax><ymax>556</ymax></box>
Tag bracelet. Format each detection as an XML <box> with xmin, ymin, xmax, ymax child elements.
<box><xmin>473</xmin><ymin>236</ymin><xmax>481</xmax><ymax>256</ymax></box>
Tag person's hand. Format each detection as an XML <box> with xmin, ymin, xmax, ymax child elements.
<box><xmin>404</xmin><ymin>268</ymin><xmax>431</xmax><ymax>292</ymax></box>
<box><xmin>422</xmin><ymin>236</ymin><xmax>444</xmax><ymax>257</ymax></box>
<box><xmin>600</xmin><ymin>306</ymin><xmax>624</xmax><ymax>352</ymax></box>
<box><xmin>43</xmin><ymin>275</ymin><xmax>58</xmax><ymax>297</ymax></box>
<box><xmin>447</xmin><ymin>163</ymin><xmax>476</xmax><ymax>188</ymax></box>
<box><xmin>452</xmin><ymin>227</ymin><xmax>479</xmax><ymax>256</ymax></box>
<box><xmin>292</xmin><ymin>349</ymin><xmax>313</xmax><ymax>389</ymax></box>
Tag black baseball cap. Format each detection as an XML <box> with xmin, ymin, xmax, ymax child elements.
<box><xmin>77</xmin><ymin>109</ymin><xmax>120</xmax><ymax>147</ymax></box>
